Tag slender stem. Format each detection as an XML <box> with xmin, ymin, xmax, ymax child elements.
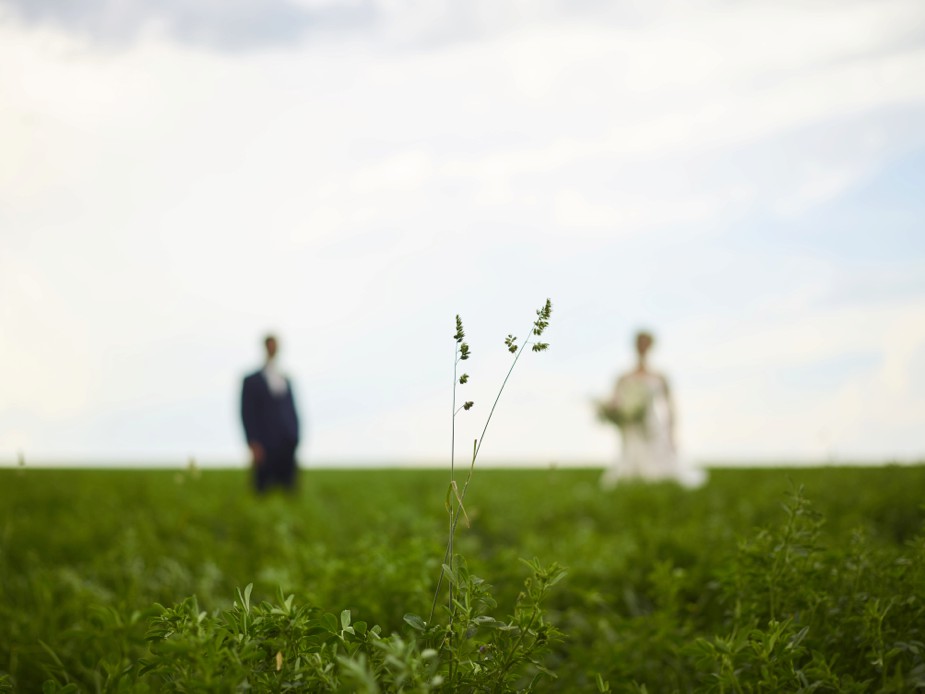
<box><xmin>429</xmin><ymin>319</ymin><xmax>536</xmax><ymax>622</ymax></box>
<box><xmin>452</xmin><ymin>350</ymin><xmax>458</xmax><ymax>480</ymax></box>
<box><xmin>449</xmin><ymin>345</ymin><xmax>457</xmax><ymax>628</ymax></box>
<box><xmin>492</xmin><ymin>605</ymin><xmax>541</xmax><ymax>693</ymax></box>
<box><xmin>430</xmin><ymin>344</ymin><xmax>459</xmax><ymax>626</ymax></box>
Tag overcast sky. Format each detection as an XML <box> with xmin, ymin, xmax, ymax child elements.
<box><xmin>2</xmin><ymin>0</ymin><xmax>924</xmax><ymax>467</ymax></box>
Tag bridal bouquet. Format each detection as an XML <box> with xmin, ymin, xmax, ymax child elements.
<box><xmin>596</xmin><ymin>379</ymin><xmax>649</xmax><ymax>430</ymax></box>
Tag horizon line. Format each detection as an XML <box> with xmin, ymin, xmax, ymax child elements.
<box><xmin>1</xmin><ymin>457</ymin><xmax>922</xmax><ymax>470</ymax></box>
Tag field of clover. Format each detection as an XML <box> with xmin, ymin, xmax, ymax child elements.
<box><xmin>2</xmin><ymin>464</ymin><xmax>925</xmax><ymax>692</ymax></box>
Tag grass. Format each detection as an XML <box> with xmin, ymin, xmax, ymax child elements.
<box><xmin>1</xmin><ymin>464</ymin><xmax>924</xmax><ymax>691</ymax></box>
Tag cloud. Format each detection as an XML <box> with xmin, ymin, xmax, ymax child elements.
<box><xmin>0</xmin><ymin>0</ymin><xmax>374</xmax><ymax>50</ymax></box>
<box><xmin>4</xmin><ymin>0</ymin><xmax>923</xmax><ymax>57</ymax></box>
<box><xmin>0</xmin><ymin>0</ymin><xmax>622</xmax><ymax>51</ymax></box>
<box><xmin>671</xmin><ymin>294</ymin><xmax>925</xmax><ymax>460</ymax></box>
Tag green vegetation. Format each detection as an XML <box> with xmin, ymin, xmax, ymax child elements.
<box><xmin>1</xmin><ymin>465</ymin><xmax>924</xmax><ymax>692</ymax></box>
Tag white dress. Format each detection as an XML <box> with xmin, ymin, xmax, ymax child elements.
<box><xmin>600</xmin><ymin>372</ymin><xmax>705</xmax><ymax>489</ymax></box>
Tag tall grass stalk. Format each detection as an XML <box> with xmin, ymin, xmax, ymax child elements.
<box><xmin>429</xmin><ymin>299</ymin><xmax>553</xmax><ymax>629</ymax></box>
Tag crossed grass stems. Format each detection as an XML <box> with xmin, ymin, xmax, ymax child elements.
<box><xmin>426</xmin><ymin>299</ymin><xmax>553</xmax><ymax>642</ymax></box>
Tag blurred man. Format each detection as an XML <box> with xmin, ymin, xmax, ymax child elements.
<box><xmin>240</xmin><ymin>334</ymin><xmax>301</xmax><ymax>493</ymax></box>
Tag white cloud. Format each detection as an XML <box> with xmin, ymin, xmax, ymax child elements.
<box><xmin>674</xmin><ymin>297</ymin><xmax>925</xmax><ymax>460</ymax></box>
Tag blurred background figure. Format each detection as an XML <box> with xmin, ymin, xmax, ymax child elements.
<box><xmin>597</xmin><ymin>331</ymin><xmax>705</xmax><ymax>489</ymax></box>
<box><xmin>240</xmin><ymin>334</ymin><xmax>301</xmax><ymax>493</ymax></box>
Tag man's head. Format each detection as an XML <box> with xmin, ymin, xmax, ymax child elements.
<box><xmin>264</xmin><ymin>334</ymin><xmax>279</xmax><ymax>360</ymax></box>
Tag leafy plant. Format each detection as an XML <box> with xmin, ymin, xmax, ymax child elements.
<box><xmin>4</xmin><ymin>457</ymin><xmax>925</xmax><ymax>690</ymax></box>
<box><xmin>431</xmin><ymin>299</ymin><xmax>554</xmax><ymax>628</ymax></box>
<box><xmin>412</xmin><ymin>299</ymin><xmax>559</xmax><ymax>689</ymax></box>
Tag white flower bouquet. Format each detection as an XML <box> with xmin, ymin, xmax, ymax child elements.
<box><xmin>596</xmin><ymin>378</ymin><xmax>650</xmax><ymax>430</ymax></box>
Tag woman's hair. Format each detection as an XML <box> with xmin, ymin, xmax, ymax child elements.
<box><xmin>635</xmin><ymin>330</ymin><xmax>654</xmax><ymax>353</ymax></box>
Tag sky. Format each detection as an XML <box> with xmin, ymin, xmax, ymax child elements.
<box><xmin>2</xmin><ymin>0</ymin><xmax>924</xmax><ymax>468</ymax></box>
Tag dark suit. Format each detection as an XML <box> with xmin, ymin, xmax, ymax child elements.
<box><xmin>241</xmin><ymin>369</ymin><xmax>300</xmax><ymax>492</ymax></box>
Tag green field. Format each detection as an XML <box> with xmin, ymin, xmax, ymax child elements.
<box><xmin>2</xmin><ymin>465</ymin><xmax>924</xmax><ymax>692</ymax></box>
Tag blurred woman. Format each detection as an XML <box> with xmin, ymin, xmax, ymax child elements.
<box><xmin>597</xmin><ymin>331</ymin><xmax>705</xmax><ymax>489</ymax></box>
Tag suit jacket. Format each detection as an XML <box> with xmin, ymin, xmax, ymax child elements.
<box><xmin>241</xmin><ymin>370</ymin><xmax>300</xmax><ymax>452</ymax></box>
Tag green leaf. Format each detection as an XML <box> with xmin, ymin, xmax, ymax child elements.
<box><xmin>449</xmin><ymin>480</ymin><xmax>470</xmax><ymax>528</ymax></box>
<box><xmin>237</xmin><ymin>583</ymin><xmax>253</xmax><ymax>612</ymax></box>
<box><xmin>321</xmin><ymin>612</ymin><xmax>339</xmax><ymax>634</ymax></box>
<box><xmin>341</xmin><ymin>609</ymin><xmax>351</xmax><ymax>631</ymax></box>
<box><xmin>441</xmin><ymin>563</ymin><xmax>458</xmax><ymax>585</ymax></box>
<box><xmin>403</xmin><ymin>613</ymin><xmax>427</xmax><ymax>631</ymax></box>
